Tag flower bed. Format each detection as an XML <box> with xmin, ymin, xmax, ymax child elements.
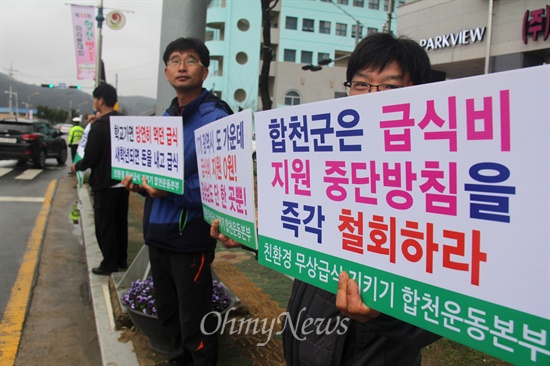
<box><xmin>121</xmin><ymin>276</ymin><xmax>236</xmax><ymax>354</ymax></box>
<box><xmin>121</xmin><ymin>276</ymin><xmax>233</xmax><ymax>317</ymax></box>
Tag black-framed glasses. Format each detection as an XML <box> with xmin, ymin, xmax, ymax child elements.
<box><xmin>167</xmin><ymin>58</ymin><xmax>204</xmax><ymax>68</ymax></box>
<box><xmin>343</xmin><ymin>81</ymin><xmax>402</xmax><ymax>93</ymax></box>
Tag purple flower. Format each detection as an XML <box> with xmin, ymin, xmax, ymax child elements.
<box><xmin>122</xmin><ymin>276</ymin><xmax>231</xmax><ymax>317</ymax></box>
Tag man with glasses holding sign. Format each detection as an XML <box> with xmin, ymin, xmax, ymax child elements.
<box><xmin>122</xmin><ymin>38</ymin><xmax>232</xmax><ymax>366</ymax></box>
<box><xmin>211</xmin><ymin>33</ymin><xmax>440</xmax><ymax>365</ymax></box>
<box><xmin>289</xmin><ymin>32</ymin><xmax>440</xmax><ymax>366</ymax></box>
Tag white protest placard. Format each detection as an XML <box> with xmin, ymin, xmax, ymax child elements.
<box><xmin>195</xmin><ymin>110</ymin><xmax>258</xmax><ymax>249</ymax></box>
<box><xmin>74</xmin><ymin>122</ymin><xmax>91</xmax><ymax>202</ymax></box>
<box><xmin>110</xmin><ymin>116</ymin><xmax>184</xmax><ymax>194</ymax></box>
<box><xmin>255</xmin><ymin>65</ymin><xmax>550</xmax><ymax>365</ymax></box>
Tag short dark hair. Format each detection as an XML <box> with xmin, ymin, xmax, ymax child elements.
<box><xmin>162</xmin><ymin>37</ymin><xmax>210</xmax><ymax>68</ymax></box>
<box><xmin>92</xmin><ymin>83</ymin><xmax>117</xmax><ymax>107</ymax></box>
<box><xmin>346</xmin><ymin>33</ymin><xmax>432</xmax><ymax>86</ymax></box>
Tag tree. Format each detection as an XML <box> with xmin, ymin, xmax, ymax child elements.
<box><xmin>259</xmin><ymin>0</ymin><xmax>279</xmax><ymax>111</ymax></box>
<box><xmin>36</xmin><ymin>105</ymin><xmax>69</xmax><ymax>124</ymax></box>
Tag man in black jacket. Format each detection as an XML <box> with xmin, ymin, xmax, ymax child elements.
<box><xmin>71</xmin><ymin>83</ymin><xmax>129</xmax><ymax>275</ymax></box>
<box><xmin>286</xmin><ymin>33</ymin><xmax>441</xmax><ymax>366</ymax></box>
<box><xmin>211</xmin><ymin>33</ymin><xmax>440</xmax><ymax>365</ymax></box>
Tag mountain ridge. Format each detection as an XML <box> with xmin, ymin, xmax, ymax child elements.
<box><xmin>0</xmin><ymin>72</ymin><xmax>156</xmax><ymax>117</ymax></box>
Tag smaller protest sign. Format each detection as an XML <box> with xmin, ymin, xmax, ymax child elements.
<box><xmin>195</xmin><ymin>109</ymin><xmax>258</xmax><ymax>249</ymax></box>
<box><xmin>110</xmin><ymin>116</ymin><xmax>184</xmax><ymax>194</ymax></box>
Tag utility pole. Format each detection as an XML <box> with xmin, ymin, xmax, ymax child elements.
<box><xmin>155</xmin><ymin>0</ymin><xmax>207</xmax><ymax>116</ymax></box>
<box><xmin>484</xmin><ymin>0</ymin><xmax>494</xmax><ymax>74</ymax></box>
<box><xmin>385</xmin><ymin>0</ymin><xmax>394</xmax><ymax>34</ymax></box>
<box><xmin>330</xmin><ymin>1</ymin><xmax>364</xmax><ymax>44</ymax></box>
<box><xmin>69</xmin><ymin>91</ymin><xmax>73</xmax><ymax>122</ymax></box>
<box><xmin>95</xmin><ymin>0</ymin><xmax>105</xmax><ymax>88</ymax></box>
<box><xmin>6</xmin><ymin>63</ymin><xmax>16</xmax><ymax>116</ymax></box>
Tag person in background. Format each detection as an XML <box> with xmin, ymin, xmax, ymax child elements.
<box><xmin>211</xmin><ymin>33</ymin><xmax>440</xmax><ymax>366</ymax></box>
<box><xmin>121</xmin><ymin>37</ymin><xmax>232</xmax><ymax>366</ymax></box>
<box><xmin>68</xmin><ymin>117</ymin><xmax>84</xmax><ymax>163</ymax></box>
<box><xmin>71</xmin><ymin>83</ymin><xmax>129</xmax><ymax>276</ymax></box>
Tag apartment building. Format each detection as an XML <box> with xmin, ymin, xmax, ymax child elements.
<box><xmin>397</xmin><ymin>0</ymin><xmax>549</xmax><ymax>80</ymax></box>
<box><xmin>205</xmin><ymin>0</ymin><xmax>404</xmax><ymax>112</ymax></box>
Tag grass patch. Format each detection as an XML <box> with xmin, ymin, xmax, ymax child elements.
<box><xmin>422</xmin><ymin>338</ymin><xmax>512</xmax><ymax>365</ymax></box>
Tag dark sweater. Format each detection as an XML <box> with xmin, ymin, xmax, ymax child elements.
<box><xmin>75</xmin><ymin>110</ymin><xmax>123</xmax><ymax>191</ymax></box>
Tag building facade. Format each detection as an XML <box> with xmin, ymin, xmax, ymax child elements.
<box><xmin>397</xmin><ymin>0</ymin><xmax>550</xmax><ymax>80</ymax></box>
<box><xmin>205</xmin><ymin>0</ymin><xmax>403</xmax><ymax>112</ymax></box>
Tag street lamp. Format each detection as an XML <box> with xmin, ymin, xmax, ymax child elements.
<box><xmin>301</xmin><ymin>54</ymin><xmax>351</xmax><ymax>72</ymax></box>
<box><xmin>67</xmin><ymin>91</ymin><xmax>74</xmax><ymax>122</ymax></box>
<box><xmin>26</xmin><ymin>92</ymin><xmax>40</xmax><ymax>117</ymax></box>
<box><xmin>301</xmin><ymin>64</ymin><xmax>323</xmax><ymax>72</ymax></box>
<box><xmin>27</xmin><ymin>91</ymin><xmax>40</xmax><ymax>106</ymax></box>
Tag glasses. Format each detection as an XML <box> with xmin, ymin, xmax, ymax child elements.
<box><xmin>167</xmin><ymin>58</ymin><xmax>204</xmax><ymax>68</ymax></box>
<box><xmin>343</xmin><ymin>81</ymin><xmax>402</xmax><ymax>94</ymax></box>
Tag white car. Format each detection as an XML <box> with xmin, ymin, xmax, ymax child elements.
<box><xmin>58</xmin><ymin>124</ymin><xmax>73</xmax><ymax>134</ymax></box>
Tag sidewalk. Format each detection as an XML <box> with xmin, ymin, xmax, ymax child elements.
<box><xmin>81</xmin><ymin>185</ymin><xmax>293</xmax><ymax>365</ymax></box>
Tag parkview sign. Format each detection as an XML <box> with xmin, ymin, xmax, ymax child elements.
<box><xmin>420</xmin><ymin>27</ymin><xmax>486</xmax><ymax>51</ymax></box>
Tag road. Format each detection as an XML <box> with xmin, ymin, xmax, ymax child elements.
<box><xmin>0</xmin><ymin>154</ymin><xmax>102</xmax><ymax>365</ymax></box>
<box><xmin>0</xmin><ymin>159</ymin><xmax>70</xmax><ymax>315</ymax></box>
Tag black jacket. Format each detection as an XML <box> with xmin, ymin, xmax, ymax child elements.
<box><xmin>283</xmin><ymin>280</ymin><xmax>441</xmax><ymax>366</ymax></box>
<box><xmin>75</xmin><ymin>110</ymin><xmax>123</xmax><ymax>191</ymax></box>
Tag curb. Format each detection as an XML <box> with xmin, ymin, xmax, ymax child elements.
<box><xmin>80</xmin><ymin>186</ymin><xmax>139</xmax><ymax>366</ymax></box>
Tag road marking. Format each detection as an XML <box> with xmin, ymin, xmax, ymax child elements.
<box><xmin>0</xmin><ymin>168</ymin><xmax>13</xmax><ymax>177</ymax></box>
<box><xmin>0</xmin><ymin>197</ymin><xmax>45</xmax><ymax>203</ymax></box>
<box><xmin>15</xmin><ymin>169</ymin><xmax>42</xmax><ymax>180</ymax></box>
<box><xmin>0</xmin><ymin>179</ymin><xmax>56</xmax><ymax>365</ymax></box>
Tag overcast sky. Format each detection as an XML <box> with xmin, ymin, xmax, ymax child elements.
<box><xmin>1</xmin><ymin>0</ymin><xmax>163</xmax><ymax>99</ymax></box>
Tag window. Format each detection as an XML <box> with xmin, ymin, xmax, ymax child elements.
<box><xmin>352</xmin><ymin>24</ymin><xmax>363</xmax><ymax>39</ymax></box>
<box><xmin>302</xmin><ymin>18</ymin><xmax>314</xmax><ymax>32</ymax></box>
<box><xmin>318</xmin><ymin>52</ymin><xmax>330</xmax><ymax>64</ymax></box>
<box><xmin>319</xmin><ymin>21</ymin><xmax>331</xmax><ymax>34</ymax></box>
<box><xmin>367</xmin><ymin>27</ymin><xmax>378</xmax><ymax>36</ymax></box>
<box><xmin>234</xmin><ymin>89</ymin><xmax>246</xmax><ymax>103</ymax></box>
<box><xmin>236</xmin><ymin>52</ymin><xmax>248</xmax><ymax>65</ymax></box>
<box><xmin>336</xmin><ymin>23</ymin><xmax>347</xmax><ymax>37</ymax></box>
<box><xmin>337</xmin><ymin>0</ymin><xmax>349</xmax><ymax>4</ymax></box>
<box><xmin>205</xmin><ymin>30</ymin><xmax>214</xmax><ymax>41</ymax></box>
<box><xmin>237</xmin><ymin>19</ymin><xmax>250</xmax><ymax>31</ymax></box>
<box><xmin>285</xmin><ymin>16</ymin><xmax>297</xmax><ymax>30</ymax></box>
<box><xmin>35</xmin><ymin>123</ymin><xmax>47</xmax><ymax>134</ymax></box>
<box><xmin>301</xmin><ymin>51</ymin><xmax>313</xmax><ymax>64</ymax></box>
<box><xmin>284</xmin><ymin>49</ymin><xmax>296</xmax><ymax>62</ymax></box>
<box><xmin>285</xmin><ymin>91</ymin><xmax>301</xmax><ymax>106</ymax></box>
<box><xmin>383</xmin><ymin>0</ymin><xmax>390</xmax><ymax>11</ymax></box>
<box><xmin>353</xmin><ymin>0</ymin><xmax>364</xmax><ymax>7</ymax></box>
<box><xmin>368</xmin><ymin>0</ymin><xmax>379</xmax><ymax>10</ymax></box>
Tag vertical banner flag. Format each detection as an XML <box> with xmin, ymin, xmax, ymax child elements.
<box><xmin>71</xmin><ymin>5</ymin><xmax>96</xmax><ymax>80</ymax></box>
<box><xmin>195</xmin><ymin>109</ymin><xmax>258</xmax><ymax>250</ymax></box>
<box><xmin>255</xmin><ymin>65</ymin><xmax>550</xmax><ymax>365</ymax></box>
<box><xmin>110</xmin><ymin>116</ymin><xmax>185</xmax><ymax>194</ymax></box>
